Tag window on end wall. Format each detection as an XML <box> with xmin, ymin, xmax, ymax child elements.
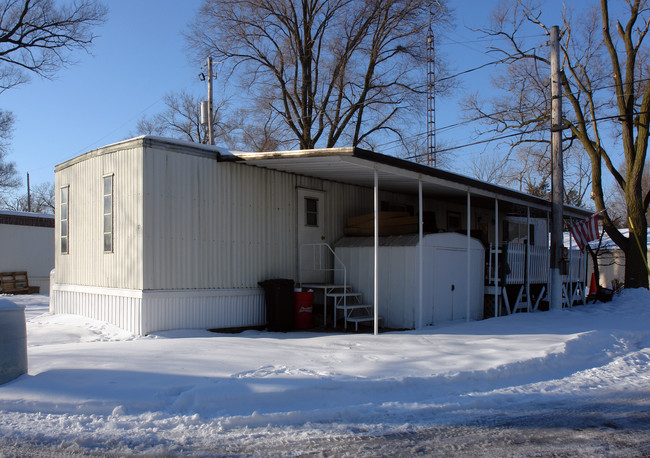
<box><xmin>60</xmin><ymin>185</ymin><xmax>69</xmax><ymax>254</ymax></box>
<box><xmin>103</xmin><ymin>175</ymin><xmax>114</xmax><ymax>253</ymax></box>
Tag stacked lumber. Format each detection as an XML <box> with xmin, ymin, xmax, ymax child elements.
<box><xmin>344</xmin><ymin>212</ymin><xmax>418</xmax><ymax>236</ymax></box>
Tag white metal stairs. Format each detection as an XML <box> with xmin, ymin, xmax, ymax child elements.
<box><xmin>299</xmin><ymin>243</ymin><xmax>381</xmax><ymax>331</ymax></box>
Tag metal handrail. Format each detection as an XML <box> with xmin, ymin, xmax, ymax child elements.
<box><xmin>299</xmin><ymin>243</ymin><xmax>348</xmax><ymax>326</ymax></box>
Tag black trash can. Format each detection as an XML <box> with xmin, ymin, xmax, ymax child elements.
<box><xmin>258</xmin><ymin>279</ymin><xmax>295</xmax><ymax>332</ymax></box>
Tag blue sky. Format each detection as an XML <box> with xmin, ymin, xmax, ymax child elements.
<box><xmin>0</xmin><ymin>0</ymin><xmax>570</xmax><ymax>190</ymax></box>
<box><xmin>1</xmin><ymin>0</ymin><xmax>204</xmax><ymax>187</ymax></box>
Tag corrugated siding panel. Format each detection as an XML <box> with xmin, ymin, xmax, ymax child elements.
<box><xmin>142</xmin><ymin>149</ymin><xmax>376</xmax><ymax>290</ymax></box>
<box><xmin>144</xmin><ymin>151</ymin><xmax>294</xmax><ymax>289</ymax></box>
<box><xmin>51</xmin><ymin>287</ymin><xmax>143</xmax><ymax>334</ymax></box>
<box><xmin>55</xmin><ymin>146</ymin><xmax>144</xmax><ymax>289</ymax></box>
<box><xmin>141</xmin><ymin>290</ymin><xmax>265</xmax><ymax>334</ymax></box>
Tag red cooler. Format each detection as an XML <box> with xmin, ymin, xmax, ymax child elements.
<box><xmin>293</xmin><ymin>291</ymin><xmax>314</xmax><ymax>329</ymax></box>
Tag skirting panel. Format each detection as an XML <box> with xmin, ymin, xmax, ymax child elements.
<box><xmin>140</xmin><ymin>289</ymin><xmax>266</xmax><ymax>335</ymax></box>
<box><xmin>51</xmin><ymin>284</ymin><xmax>144</xmax><ymax>334</ymax></box>
<box><xmin>51</xmin><ymin>285</ymin><xmax>266</xmax><ymax>335</ymax></box>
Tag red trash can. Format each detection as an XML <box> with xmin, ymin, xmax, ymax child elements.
<box><xmin>293</xmin><ymin>290</ymin><xmax>314</xmax><ymax>329</ymax></box>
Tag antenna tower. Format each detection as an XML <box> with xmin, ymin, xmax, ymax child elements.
<box><xmin>426</xmin><ymin>3</ymin><xmax>436</xmax><ymax>167</ymax></box>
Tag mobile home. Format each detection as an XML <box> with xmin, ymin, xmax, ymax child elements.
<box><xmin>51</xmin><ymin>136</ymin><xmax>591</xmax><ymax>334</ymax></box>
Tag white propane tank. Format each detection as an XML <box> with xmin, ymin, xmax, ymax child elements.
<box><xmin>0</xmin><ymin>299</ymin><xmax>28</xmax><ymax>385</ymax></box>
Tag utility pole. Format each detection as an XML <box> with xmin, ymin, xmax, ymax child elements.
<box><xmin>207</xmin><ymin>56</ymin><xmax>214</xmax><ymax>146</ymax></box>
<box><xmin>550</xmin><ymin>25</ymin><xmax>564</xmax><ymax>311</ymax></box>
<box><xmin>26</xmin><ymin>172</ymin><xmax>31</xmax><ymax>213</ymax></box>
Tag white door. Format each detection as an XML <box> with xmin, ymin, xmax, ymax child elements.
<box><xmin>297</xmin><ymin>188</ymin><xmax>327</xmax><ymax>284</ymax></box>
<box><xmin>433</xmin><ymin>249</ymin><xmax>468</xmax><ymax>323</ymax></box>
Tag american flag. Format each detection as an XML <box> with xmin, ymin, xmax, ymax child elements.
<box><xmin>569</xmin><ymin>212</ymin><xmax>602</xmax><ymax>250</ymax></box>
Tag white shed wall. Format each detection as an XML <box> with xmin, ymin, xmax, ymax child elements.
<box><xmin>586</xmin><ymin>249</ymin><xmax>650</xmax><ymax>289</ymax></box>
<box><xmin>335</xmin><ymin>233</ymin><xmax>484</xmax><ymax>329</ymax></box>
<box><xmin>0</xmin><ymin>224</ymin><xmax>54</xmax><ymax>291</ymax></box>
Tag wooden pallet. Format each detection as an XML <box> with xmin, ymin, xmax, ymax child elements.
<box><xmin>0</xmin><ymin>271</ymin><xmax>30</xmax><ymax>294</ymax></box>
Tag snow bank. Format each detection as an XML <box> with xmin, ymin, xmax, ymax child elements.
<box><xmin>0</xmin><ymin>291</ymin><xmax>649</xmax><ymax>454</ymax></box>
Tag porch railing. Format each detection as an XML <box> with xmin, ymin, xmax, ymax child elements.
<box><xmin>298</xmin><ymin>243</ymin><xmax>347</xmax><ymax>289</ymax></box>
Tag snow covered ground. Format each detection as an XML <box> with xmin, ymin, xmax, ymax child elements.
<box><xmin>0</xmin><ymin>291</ymin><xmax>649</xmax><ymax>456</ymax></box>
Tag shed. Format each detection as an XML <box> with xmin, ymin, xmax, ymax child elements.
<box><xmin>585</xmin><ymin>228</ymin><xmax>650</xmax><ymax>289</ymax></box>
<box><xmin>0</xmin><ymin>210</ymin><xmax>54</xmax><ymax>293</ymax></box>
<box><xmin>334</xmin><ymin>233</ymin><xmax>485</xmax><ymax>329</ymax></box>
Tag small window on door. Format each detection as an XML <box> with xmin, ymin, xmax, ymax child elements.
<box><xmin>305</xmin><ymin>197</ymin><xmax>318</xmax><ymax>227</ymax></box>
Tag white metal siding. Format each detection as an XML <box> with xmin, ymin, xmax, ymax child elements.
<box><xmin>142</xmin><ymin>147</ymin><xmax>377</xmax><ymax>290</ymax></box>
<box><xmin>55</xmin><ymin>146</ymin><xmax>144</xmax><ymax>289</ymax></box>
<box><xmin>143</xmin><ymin>151</ymin><xmax>296</xmax><ymax>289</ymax></box>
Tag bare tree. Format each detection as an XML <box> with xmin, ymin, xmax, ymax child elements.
<box><xmin>0</xmin><ymin>109</ymin><xmax>18</xmax><ymax>196</ymax></box>
<box><xmin>606</xmin><ymin>161</ymin><xmax>650</xmax><ymax>227</ymax></box>
<box><xmin>4</xmin><ymin>181</ymin><xmax>54</xmax><ymax>213</ymax></box>
<box><xmin>464</xmin><ymin>67</ymin><xmax>592</xmax><ymax>206</ymax></box>
<box><xmin>468</xmin><ymin>0</ymin><xmax>650</xmax><ymax>289</ymax></box>
<box><xmin>186</xmin><ymin>0</ymin><xmax>450</xmax><ymax>151</ymax></box>
<box><xmin>133</xmin><ymin>91</ymin><xmax>288</xmax><ymax>151</ymax></box>
<box><xmin>133</xmin><ymin>91</ymin><xmax>231</xmax><ymax>144</ymax></box>
<box><xmin>31</xmin><ymin>181</ymin><xmax>54</xmax><ymax>213</ymax></box>
<box><xmin>0</xmin><ymin>150</ymin><xmax>19</xmax><ymax>196</ymax></box>
<box><xmin>228</xmin><ymin>106</ymin><xmax>288</xmax><ymax>152</ymax></box>
<box><xmin>0</xmin><ymin>0</ymin><xmax>107</xmax><ymax>92</ymax></box>
<box><xmin>0</xmin><ymin>0</ymin><xmax>106</xmax><ymax>205</ymax></box>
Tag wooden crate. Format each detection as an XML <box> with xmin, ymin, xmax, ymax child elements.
<box><xmin>0</xmin><ymin>271</ymin><xmax>30</xmax><ymax>294</ymax></box>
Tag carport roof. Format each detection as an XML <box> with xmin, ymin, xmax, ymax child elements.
<box><xmin>229</xmin><ymin>146</ymin><xmax>592</xmax><ymax>219</ymax></box>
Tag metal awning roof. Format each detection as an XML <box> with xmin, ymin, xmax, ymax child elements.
<box><xmin>62</xmin><ymin>137</ymin><xmax>591</xmax><ymax>219</ymax></box>
<box><xmin>229</xmin><ymin>146</ymin><xmax>592</xmax><ymax>218</ymax></box>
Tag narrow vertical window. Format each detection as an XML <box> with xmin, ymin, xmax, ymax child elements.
<box><xmin>60</xmin><ymin>185</ymin><xmax>69</xmax><ymax>254</ymax></box>
<box><xmin>305</xmin><ymin>197</ymin><xmax>318</xmax><ymax>227</ymax></box>
<box><xmin>103</xmin><ymin>175</ymin><xmax>114</xmax><ymax>253</ymax></box>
